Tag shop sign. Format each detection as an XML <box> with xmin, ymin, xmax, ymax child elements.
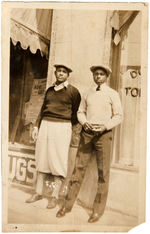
<box><xmin>25</xmin><ymin>78</ymin><xmax>46</xmax><ymax>125</ymax></box>
<box><xmin>122</xmin><ymin>68</ymin><xmax>141</xmax><ymax>98</ymax></box>
<box><xmin>8</xmin><ymin>151</ymin><xmax>37</xmax><ymax>187</ymax></box>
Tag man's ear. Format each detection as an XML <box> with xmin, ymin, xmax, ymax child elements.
<box><xmin>54</xmin><ymin>70</ymin><xmax>57</xmax><ymax>76</ymax></box>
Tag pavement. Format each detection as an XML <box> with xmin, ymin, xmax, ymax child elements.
<box><xmin>6</xmin><ymin>183</ymin><xmax>138</xmax><ymax>232</ymax></box>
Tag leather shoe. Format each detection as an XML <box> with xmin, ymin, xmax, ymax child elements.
<box><xmin>56</xmin><ymin>206</ymin><xmax>70</xmax><ymax>218</ymax></box>
<box><xmin>47</xmin><ymin>197</ymin><xmax>57</xmax><ymax>209</ymax></box>
<box><xmin>25</xmin><ymin>193</ymin><xmax>42</xmax><ymax>203</ymax></box>
<box><xmin>88</xmin><ymin>212</ymin><xmax>101</xmax><ymax>223</ymax></box>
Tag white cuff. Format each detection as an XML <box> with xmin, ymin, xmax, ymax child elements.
<box><xmin>33</xmin><ymin>126</ymin><xmax>38</xmax><ymax>129</ymax></box>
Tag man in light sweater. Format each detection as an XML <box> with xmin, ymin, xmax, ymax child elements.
<box><xmin>26</xmin><ymin>64</ymin><xmax>81</xmax><ymax>209</ymax></box>
<box><xmin>56</xmin><ymin>65</ymin><xmax>123</xmax><ymax>223</ymax></box>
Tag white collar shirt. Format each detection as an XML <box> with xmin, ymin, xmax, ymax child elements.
<box><xmin>53</xmin><ymin>80</ymin><xmax>69</xmax><ymax>91</ymax></box>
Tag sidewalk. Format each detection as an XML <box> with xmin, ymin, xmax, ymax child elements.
<box><xmin>7</xmin><ymin>183</ymin><xmax>138</xmax><ymax>232</ymax></box>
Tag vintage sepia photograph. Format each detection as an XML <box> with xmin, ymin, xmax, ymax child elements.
<box><xmin>1</xmin><ymin>1</ymin><xmax>148</xmax><ymax>232</ymax></box>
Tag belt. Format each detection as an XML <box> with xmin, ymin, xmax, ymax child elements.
<box><xmin>82</xmin><ymin>128</ymin><xmax>112</xmax><ymax>136</ymax></box>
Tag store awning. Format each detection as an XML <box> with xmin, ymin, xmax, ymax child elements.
<box><xmin>10</xmin><ymin>9</ymin><xmax>52</xmax><ymax>58</ymax></box>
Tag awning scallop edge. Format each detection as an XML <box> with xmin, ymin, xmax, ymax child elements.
<box><xmin>10</xmin><ymin>19</ymin><xmax>50</xmax><ymax>59</ymax></box>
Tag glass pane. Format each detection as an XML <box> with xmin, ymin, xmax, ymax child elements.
<box><xmin>9</xmin><ymin>40</ymin><xmax>48</xmax><ymax>147</ymax></box>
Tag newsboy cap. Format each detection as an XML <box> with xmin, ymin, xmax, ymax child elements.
<box><xmin>54</xmin><ymin>64</ymin><xmax>73</xmax><ymax>73</ymax></box>
<box><xmin>90</xmin><ymin>65</ymin><xmax>112</xmax><ymax>76</ymax></box>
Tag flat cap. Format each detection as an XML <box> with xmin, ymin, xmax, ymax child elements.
<box><xmin>90</xmin><ymin>65</ymin><xmax>112</xmax><ymax>76</ymax></box>
<box><xmin>54</xmin><ymin>64</ymin><xmax>72</xmax><ymax>73</ymax></box>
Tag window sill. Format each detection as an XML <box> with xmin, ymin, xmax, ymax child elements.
<box><xmin>111</xmin><ymin>163</ymin><xmax>139</xmax><ymax>172</ymax></box>
<box><xmin>9</xmin><ymin>142</ymin><xmax>35</xmax><ymax>155</ymax></box>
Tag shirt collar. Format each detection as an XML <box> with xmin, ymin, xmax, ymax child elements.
<box><xmin>53</xmin><ymin>80</ymin><xmax>69</xmax><ymax>91</ymax></box>
<box><xmin>93</xmin><ymin>82</ymin><xmax>107</xmax><ymax>91</ymax></box>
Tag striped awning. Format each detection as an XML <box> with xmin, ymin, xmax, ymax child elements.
<box><xmin>10</xmin><ymin>9</ymin><xmax>52</xmax><ymax>58</ymax></box>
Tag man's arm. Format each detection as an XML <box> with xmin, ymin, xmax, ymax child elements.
<box><xmin>105</xmin><ymin>92</ymin><xmax>123</xmax><ymax>130</ymax></box>
<box><xmin>32</xmin><ymin>91</ymin><xmax>47</xmax><ymax>141</ymax></box>
<box><xmin>34</xmin><ymin>89</ymin><xmax>48</xmax><ymax>128</ymax></box>
<box><xmin>77</xmin><ymin>93</ymin><xmax>87</xmax><ymax>126</ymax></box>
<box><xmin>77</xmin><ymin>93</ymin><xmax>93</xmax><ymax>131</ymax></box>
<box><xmin>71</xmin><ymin>89</ymin><xmax>81</xmax><ymax>125</ymax></box>
<box><xmin>35</xmin><ymin>102</ymin><xmax>45</xmax><ymax>128</ymax></box>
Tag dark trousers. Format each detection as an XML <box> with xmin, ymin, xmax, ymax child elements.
<box><xmin>64</xmin><ymin>129</ymin><xmax>112</xmax><ymax>215</ymax></box>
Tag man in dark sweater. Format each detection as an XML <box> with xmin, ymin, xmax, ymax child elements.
<box><xmin>26</xmin><ymin>64</ymin><xmax>81</xmax><ymax>209</ymax></box>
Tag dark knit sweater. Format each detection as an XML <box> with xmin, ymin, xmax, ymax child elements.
<box><xmin>35</xmin><ymin>84</ymin><xmax>81</xmax><ymax>128</ymax></box>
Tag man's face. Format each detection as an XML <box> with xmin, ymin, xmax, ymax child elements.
<box><xmin>93</xmin><ymin>68</ymin><xmax>107</xmax><ymax>86</ymax></box>
<box><xmin>55</xmin><ymin>67</ymin><xmax>69</xmax><ymax>84</ymax></box>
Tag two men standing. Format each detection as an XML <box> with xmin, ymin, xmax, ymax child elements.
<box><xmin>26</xmin><ymin>63</ymin><xmax>123</xmax><ymax>223</ymax></box>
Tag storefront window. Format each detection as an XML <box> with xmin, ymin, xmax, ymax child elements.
<box><xmin>9</xmin><ymin>40</ymin><xmax>48</xmax><ymax>147</ymax></box>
